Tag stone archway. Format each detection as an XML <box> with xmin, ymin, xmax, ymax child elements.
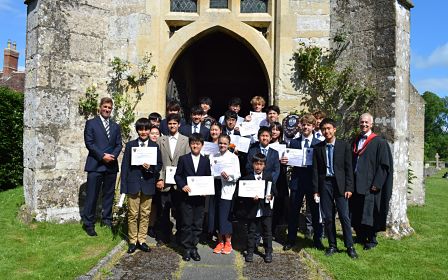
<box><xmin>167</xmin><ymin>30</ymin><xmax>269</xmax><ymax>118</ymax></box>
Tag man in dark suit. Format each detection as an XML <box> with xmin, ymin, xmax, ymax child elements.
<box><xmin>83</xmin><ymin>97</ymin><xmax>122</xmax><ymax>236</ymax></box>
<box><xmin>221</xmin><ymin>110</ymin><xmax>240</xmax><ymax>136</ymax></box>
<box><xmin>351</xmin><ymin>113</ymin><xmax>393</xmax><ymax>250</ymax></box>
<box><xmin>174</xmin><ymin>133</ymin><xmax>211</xmax><ymax>262</ymax></box>
<box><xmin>233</xmin><ymin>153</ymin><xmax>277</xmax><ymax>263</ymax></box>
<box><xmin>284</xmin><ymin>114</ymin><xmax>324</xmax><ymax>251</ymax></box>
<box><xmin>179</xmin><ymin>105</ymin><xmax>209</xmax><ymax>141</ymax></box>
<box><xmin>246</xmin><ymin>127</ymin><xmax>280</xmax><ymax>182</ymax></box>
<box><xmin>312</xmin><ymin>118</ymin><xmax>358</xmax><ymax>259</ymax></box>
<box><xmin>120</xmin><ymin>118</ymin><xmax>163</xmax><ymax>253</ymax></box>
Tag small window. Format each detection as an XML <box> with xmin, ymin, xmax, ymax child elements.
<box><xmin>170</xmin><ymin>0</ymin><xmax>198</xmax><ymax>13</ymax></box>
<box><xmin>241</xmin><ymin>0</ymin><xmax>268</xmax><ymax>13</ymax></box>
<box><xmin>210</xmin><ymin>0</ymin><xmax>228</xmax><ymax>8</ymax></box>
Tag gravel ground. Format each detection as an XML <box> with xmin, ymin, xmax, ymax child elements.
<box><xmin>106</xmin><ymin>246</ymin><xmax>180</xmax><ymax>280</ymax></box>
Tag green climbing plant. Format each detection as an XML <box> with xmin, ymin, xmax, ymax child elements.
<box><xmin>290</xmin><ymin>35</ymin><xmax>377</xmax><ymax>140</ymax></box>
<box><xmin>79</xmin><ymin>53</ymin><xmax>157</xmax><ymax>141</ymax></box>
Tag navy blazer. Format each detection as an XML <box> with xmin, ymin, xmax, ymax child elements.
<box><xmin>120</xmin><ymin>139</ymin><xmax>163</xmax><ymax>195</ymax></box>
<box><xmin>246</xmin><ymin>145</ymin><xmax>280</xmax><ymax>183</ymax></box>
<box><xmin>174</xmin><ymin>153</ymin><xmax>211</xmax><ymax>197</ymax></box>
<box><xmin>289</xmin><ymin>136</ymin><xmax>321</xmax><ymax>192</ymax></box>
<box><xmin>179</xmin><ymin>123</ymin><xmax>210</xmax><ymax>141</ymax></box>
<box><xmin>160</xmin><ymin>118</ymin><xmax>186</xmax><ymax>136</ymax></box>
<box><xmin>233</xmin><ymin>173</ymin><xmax>277</xmax><ymax>219</ymax></box>
<box><xmin>84</xmin><ymin>116</ymin><xmax>122</xmax><ymax>173</ymax></box>
<box><xmin>312</xmin><ymin>139</ymin><xmax>354</xmax><ymax>196</ymax></box>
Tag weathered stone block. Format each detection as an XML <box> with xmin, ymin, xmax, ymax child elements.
<box><xmin>69</xmin><ymin>33</ymin><xmax>104</xmax><ymax>62</ymax></box>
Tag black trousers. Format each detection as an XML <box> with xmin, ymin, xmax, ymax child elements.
<box><xmin>154</xmin><ymin>190</ymin><xmax>173</xmax><ymax>243</ymax></box>
<box><xmin>320</xmin><ymin>178</ymin><xmax>353</xmax><ymax>248</ymax></box>
<box><xmin>179</xmin><ymin>195</ymin><xmax>205</xmax><ymax>250</ymax></box>
<box><xmin>83</xmin><ymin>171</ymin><xmax>117</xmax><ymax>228</ymax></box>
<box><xmin>246</xmin><ymin>216</ymin><xmax>272</xmax><ymax>254</ymax></box>
<box><xmin>288</xmin><ymin>189</ymin><xmax>323</xmax><ymax>244</ymax></box>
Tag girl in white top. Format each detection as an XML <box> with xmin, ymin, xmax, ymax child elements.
<box><xmin>209</xmin><ymin>134</ymin><xmax>241</xmax><ymax>254</ymax></box>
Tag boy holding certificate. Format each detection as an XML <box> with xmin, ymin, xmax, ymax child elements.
<box><xmin>120</xmin><ymin>118</ymin><xmax>163</xmax><ymax>254</ymax></box>
<box><xmin>174</xmin><ymin>133</ymin><xmax>212</xmax><ymax>262</ymax></box>
<box><xmin>233</xmin><ymin>153</ymin><xmax>277</xmax><ymax>263</ymax></box>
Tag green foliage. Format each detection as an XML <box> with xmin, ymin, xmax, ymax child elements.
<box><xmin>79</xmin><ymin>53</ymin><xmax>157</xmax><ymax>141</ymax></box>
<box><xmin>422</xmin><ymin>91</ymin><xmax>448</xmax><ymax>160</ymax></box>
<box><xmin>0</xmin><ymin>87</ymin><xmax>23</xmax><ymax>191</ymax></box>
<box><xmin>290</xmin><ymin>38</ymin><xmax>377</xmax><ymax>140</ymax></box>
<box><xmin>0</xmin><ymin>187</ymin><xmax>122</xmax><ymax>279</ymax></box>
<box><xmin>407</xmin><ymin>161</ymin><xmax>417</xmax><ymax>193</ymax></box>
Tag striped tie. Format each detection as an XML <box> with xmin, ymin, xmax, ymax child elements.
<box><xmin>105</xmin><ymin>119</ymin><xmax>110</xmax><ymax>139</ymax></box>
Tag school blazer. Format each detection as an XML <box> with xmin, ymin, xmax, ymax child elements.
<box><xmin>174</xmin><ymin>153</ymin><xmax>211</xmax><ymax>198</ymax></box>
<box><xmin>120</xmin><ymin>139</ymin><xmax>163</xmax><ymax>195</ymax></box>
<box><xmin>179</xmin><ymin>123</ymin><xmax>210</xmax><ymax>141</ymax></box>
<box><xmin>245</xmin><ymin>145</ymin><xmax>280</xmax><ymax>183</ymax></box>
<box><xmin>84</xmin><ymin>116</ymin><xmax>122</xmax><ymax>173</ymax></box>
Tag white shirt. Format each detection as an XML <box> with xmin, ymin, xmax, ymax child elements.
<box><xmin>99</xmin><ymin>115</ymin><xmax>109</xmax><ymax>129</ymax></box>
<box><xmin>301</xmin><ymin>134</ymin><xmax>314</xmax><ymax>149</ymax></box>
<box><xmin>169</xmin><ymin>132</ymin><xmax>179</xmax><ymax>158</ymax></box>
<box><xmin>254</xmin><ymin>172</ymin><xmax>264</xmax><ymax>217</ymax></box>
<box><xmin>357</xmin><ymin>131</ymin><xmax>372</xmax><ymax>150</ymax></box>
<box><xmin>209</xmin><ymin>150</ymin><xmax>241</xmax><ymax>200</ymax></box>
<box><xmin>191</xmin><ymin>153</ymin><xmax>200</xmax><ymax>173</ymax></box>
<box><xmin>314</xmin><ymin>130</ymin><xmax>325</xmax><ymax>141</ymax></box>
<box><xmin>191</xmin><ymin>122</ymin><xmax>201</xmax><ymax>134</ymax></box>
<box><xmin>138</xmin><ymin>139</ymin><xmax>149</xmax><ymax>147</ymax></box>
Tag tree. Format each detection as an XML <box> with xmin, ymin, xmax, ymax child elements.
<box><xmin>422</xmin><ymin>91</ymin><xmax>448</xmax><ymax>160</ymax></box>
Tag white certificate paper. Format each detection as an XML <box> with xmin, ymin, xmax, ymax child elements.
<box><xmin>211</xmin><ymin>158</ymin><xmax>235</xmax><ymax>176</ymax></box>
<box><xmin>201</xmin><ymin>141</ymin><xmax>219</xmax><ymax>155</ymax></box>
<box><xmin>165</xmin><ymin>166</ymin><xmax>177</xmax><ymax>184</ymax></box>
<box><xmin>187</xmin><ymin>176</ymin><xmax>215</xmax><ymax>196</ymax></box>
<box><xmin>239</xmin><ymin>121</ymin><xmax>259</xmax><ymax>136</ymax></box>
<box><xmin>230</xmin><ymin>135</ymin><xmax>251</xmax><ymax>153</ymax></box>
<box><xmin>238</xmin><ymin>180</ymin><xmax>265</xmax><ymax>198</ymax></box>
<box><xmin>284</xmin><ymin>148</ymin><xmax>304</xmax><ymax>167</ymax></box>
<box><xmin>131</xmin><ymin>147</ymin><xmax>157</xmax><ymax>166</ymax></box>
<box><xmin>269</xmin><ymin>143</ymin><xmax>287</xmax><ymax>159</ymax></box>
<box><xmin>250</xmin><ymin>111</ymin><xmax>266</xmax><ymax>125</ymax></box>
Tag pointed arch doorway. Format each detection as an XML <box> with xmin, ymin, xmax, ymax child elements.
<box><xmin>167</xmin><ymin>30</ymin><xmax>269</xmax><ymax>120</ymax></box>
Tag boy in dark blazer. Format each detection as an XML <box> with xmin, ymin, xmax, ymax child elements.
<box><xmin>179</xmin><ymin>105</ymin><xmax>210</xmax><ymax>141</ymax></box>
<box><xmin>174</xmin><ymin>133</ymin><xmax>211</xmax><ymax>262</ymax></box>
<box><xmin>312</xmin><ymin>118</ymin><xmax>358</xmax><ymax>259</ymax></box>
<box><xmin>83</xmin><ymin>97</ymin><xmax>122</xmax><ymax>236</ymax></box>
<box><xmin>284</xmin><ymin>114</ymin><xmax>324</xmax><ymax>251</ymax></box>
<box><xmin>120</xmin><ymin>118</ymin><xmax>162</xmax><ymax>253</ymax></box>
<box><xmin>234</xmin><ymin>153</ymin><xmax>277</xmax><ymax>263</ymax></box>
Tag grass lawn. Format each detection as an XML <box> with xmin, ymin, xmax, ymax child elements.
<box><xmin>0</xmin><ymin>187</ymin><xmax>122</xmax><ymax>280</ymax></box>
<box><xmin>305</xmin><ymin>169</ymin><xmax>448</xmax><ymax>280</ymax></box>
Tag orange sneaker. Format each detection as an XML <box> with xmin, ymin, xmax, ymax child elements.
<box><xmin>213</xmin><ymin>242</ymin><xmax>224</xmax><ymax>254</ymax></box>
<box><xmin>222</xmin><ymin>242</ymin><xmax>233</xmax><ymax>254</ymax></box>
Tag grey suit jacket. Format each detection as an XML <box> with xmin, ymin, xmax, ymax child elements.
<box><xmin>157</xmin><ymin>133</ymin><xmax>191</xmax><ymax>191</ymax></box>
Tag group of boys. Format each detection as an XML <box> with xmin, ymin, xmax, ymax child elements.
<box><xmin>81</xmin><ymin>96</ymin><xmax>392</xmax><ymax>262</ymax></box>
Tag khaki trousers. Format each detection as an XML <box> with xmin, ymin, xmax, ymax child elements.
<box><xmin>128</xmin><ymin>192</ymin><xmax>152</xmax><ymax>244</ymax></box>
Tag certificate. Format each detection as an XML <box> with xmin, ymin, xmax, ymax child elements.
<box><xmin>238</xmin><ymin>180</ymin><xmax>265</xmax><ymax>198</ymax></box>
<box><xmin>269</xmin><ymin>143</ymin><xmax>287</xmax><ymax>159</ymax></box>
<box><xmin>250</xmin><ymin>111</ymin><xmax>266</xmax><ymax>125</ymax></box>
<box><xmin>201</xmin><ymin>141</ymin><xmax>219</xmax><ymax>155</ymax></box>
<box><xmin>165</xmin><ymin>166</ymin><xmax>177</xmax><ymax>184</ymax></box>
<box><xmin>187</xmin><ymin>176</ymin><xmax>215</xmax><ymax>196</ymax></box>
<box><xmin>131</xmin><ymin>147</ymin><xmax>157</xmax><ymax>166</ymax></box>
<box><xmin>284</xmin><ymin>148</ymin><xmax>304</xmax><ymax>167</ymax></box>
<box><xmin>303</xmin><ymin>148</ymin><xmax>314</xmax><ymax>166</ymax></box>
<box><xmin>230</xmin><ymin>135</ymin><xmax>251</xmax><ymax>153</ymax></box>
<box><xmin>211</xmin><ymin>158</ymin><xmax>235</xmax><ymax>176</ymax></box>
<box><xmin>239</xmin><ymin>121</ymin><xmax>259</xmax><ymax>136</ymax></box>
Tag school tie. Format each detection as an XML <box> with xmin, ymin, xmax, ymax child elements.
<box><xmin>316</xmin><ymin>132</ymin><xmax>320</xmax><ymax>138</ymax></box>
<box><xmin>304</xmin><ymin>139</ymin><xmax>310</xmax><ymax>148</ymax></box>
<box><xmin>327</xmin><ymin>144</ymin><xmax>334</xmax><ymax>175</ymax></box>
<box><xmin>257</xmin><ymin>175</ymin><xmax>262</xmax><ymax>180</ymax></box>
<box><xmin>227</xmin><ymin>130</ymin><xmax>231</xmax><ymax>136</ymax></box>
<box><xmin>140</xmin><ymin>142</ymin><xmax>145</xmax><ymax>147</ymax></box>
<box><xmin>194</xmin><ymin>124</ymin><xmax>198</xmax><ymax>133</ymax></box>
<box><xmin>262</xmin><ymin>148</ymin><xmax>268</xmax><ymax>156</ymax></box>
<box><xmin>105</xmin><ymin>119</ymin><xmax>110</xmax><ymax>139</ymax></box>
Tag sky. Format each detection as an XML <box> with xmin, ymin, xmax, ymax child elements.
<box><xmin>0</xmin><ymin>0</ymin><xmax>447</xmax><ymax>97</ymax></box>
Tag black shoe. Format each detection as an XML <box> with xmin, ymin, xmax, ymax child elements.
<box><xmin>191</xmin><ymin>249</ymin><xmax>201</xmax><ymax>261</ymax></box>
<box><xmin>139</xmin><ymin>242</ymin><xmax>151</xmax><ymax>252</ymax></box>
<box><xmin>325</xmin><ymin>246</ymin><xmax>338</xmax><ymax>256</ymax></box>
<box><xmin>83</xmin><ymin>225</ymin><xmax>97</xmax><ymax>237</ymax></box>
<box><xmin>182</xmin><ymin>250</ymin><xmax>191</xmax><ymax>261</ymax></box>
<box><xmin>264</xmin><ymin>252</ymin><xmax>273</xmax><ymax>263</ymax></box>
<box><xmin>127</xmin><ymin>243</ymin><xmax>137</xmax><ymax>254</ymax></box>
<box><xmin>363</xmin><ymin>243</ymin><xmax>377</xmax><ymax>250</ymax></box>
<box><xmin>283</xmin><ymin>243</ymin><xmax>294</xmax><ymax>251</ymax></box>
<box><xmin>245</xmin><ymin>252</ymin><xmax>254</xmax><ymax>262</ymax></box>
<box><xmin>347</xmin><ymin>246</ymin><xmax>358</xmax><ymax>259</ymax></box>
<box><xmin>313</xmin><ymin>241</ymin><xmax>325</xmax><ymax>251</ymax></box>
